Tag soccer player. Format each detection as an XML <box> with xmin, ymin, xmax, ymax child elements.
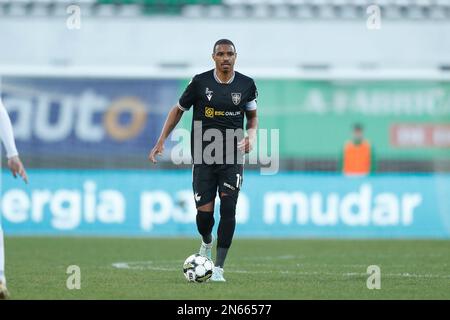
<box><xmin>149</xmin><ymin>39</ymin><xmax>258</xmax><ymax>282</ymax></box>
<box><xmin>0</xmin><ymin>99</ymin><xmax>28</xmax><ymax>299</ymax></box>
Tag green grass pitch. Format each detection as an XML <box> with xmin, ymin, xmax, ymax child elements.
<box><xmin>4</xmin><ymin>237</ymin><xmax>450</xmax><ymax>299</ymax></box>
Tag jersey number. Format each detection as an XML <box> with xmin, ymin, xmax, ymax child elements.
<box><xmin>236</xmin><ymin>174</ymin><xmax>242</xmax><ymax>189</ymax></box>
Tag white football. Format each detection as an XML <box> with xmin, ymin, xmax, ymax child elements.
<box><xmin>183</xmin><ymin>254</ymin><xmax>214</xmax><ymax>282</ymax></box>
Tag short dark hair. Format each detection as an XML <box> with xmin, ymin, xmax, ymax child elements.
<box><xmin>353</xmin><ymin>123</ymin><xmax>363</xmax><ymax>131</ymax></box>
<box><xmin>213</xmin><ymin>39</ymin><xmax>236</xmax><ymax>54</ymax></box>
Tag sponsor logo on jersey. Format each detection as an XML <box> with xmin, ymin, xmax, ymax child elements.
<box><xmin>205</xmin><ymin>107</ymin><xmax>241</xmax><ymax>118</ymax></box>
<box><xmin>205</xmin><ymin>107</ymin><xmax>214</xmax><ymax>118</ymax></box>
<box><xmin>225</xmin><ymin>111</ymin><xmax>241</xmax><ymax>116</ymax></box>
<box><xmin>231</xmin><ymin>93</ymin><xmax>241</xmax><ymax>105</ymax></box>
<box><xmin>205</xmin><ymin>88</ymin><xmax>213</xmax><ymax>101</ymax></box>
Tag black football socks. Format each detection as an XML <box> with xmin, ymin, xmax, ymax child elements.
<box><xmin>215</xmin><ymin>247</ymin><xmax>229</xmax><ymax>268</ymax></box>
<box><xmin>196</xmin><ymin>210</ymin><xmax>214</xmax><ymax>244</ymax></box>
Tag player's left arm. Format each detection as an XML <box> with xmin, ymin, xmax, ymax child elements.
<box><xmin>238</xmin><ymin>109</ymin><xmax>258</xmax><ymax>154</ymax></box>
<box><xmin>238</xmin><ymin>80</ymin><xmax>259</xmax><ymax>153</ymax></box>
<box><xmin>0</xmin><ymin>100</ymin><xmax>28</xmax><ymax>183</ymax></box>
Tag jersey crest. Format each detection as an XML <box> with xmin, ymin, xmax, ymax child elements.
<box><xmin>231</xmin><ymin>93</ymin><xmax>241</xmax><ymax>106</ymax></box>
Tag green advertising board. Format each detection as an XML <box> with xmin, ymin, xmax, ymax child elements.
<box><xmin>179</xmin><ymin>79</ymin><xmax>450</xmax><ymax>161</ymax></box>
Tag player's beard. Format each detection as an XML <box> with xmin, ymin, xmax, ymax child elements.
<box><xmin>220</xmin><ymin>63</ymin><xmax>232</xmax><ymax>73</ymax></box>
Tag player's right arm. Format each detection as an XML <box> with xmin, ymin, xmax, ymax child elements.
<box><xmin>0</xmin><ymin>99</ymin><xmax>28</xmax><ymax>183</ymax></box>
<box><xmin>148</xmin><ymin>105</ymin><xmax>184</xmax><ymax>163</ymax></box>
<box><xmin>148</xmin><ymin>76</ymin><xmax>197</xmax><ymax>164</ymax></box>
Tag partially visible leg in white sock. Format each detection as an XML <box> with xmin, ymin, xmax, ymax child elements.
<box><xmin>0</xmin><ymin>228</ymin><xmax>5</xmax><ymax>284</ymax></box>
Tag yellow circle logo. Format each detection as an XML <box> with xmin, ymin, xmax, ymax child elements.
<box><xmin>205</xmin><ymin>107</ymin><xmax>214</xmax><ymax>118</ymax></box>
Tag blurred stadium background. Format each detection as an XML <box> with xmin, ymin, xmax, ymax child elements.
<box><xmin>0</xmin><ymin>0</ymin><xmax>449</xmax><ymax>239</ymax></box>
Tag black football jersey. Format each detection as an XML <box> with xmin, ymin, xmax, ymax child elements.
<box><xmin>178</xmin><ymin>69</ymin><xmax>258</xmax><ymax>164</ymax></box>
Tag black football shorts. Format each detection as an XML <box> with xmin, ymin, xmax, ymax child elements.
<box><xmin>192</xmin><ymin>164</ymin><xmax>243</xmax><ymax>207</ymax></box>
